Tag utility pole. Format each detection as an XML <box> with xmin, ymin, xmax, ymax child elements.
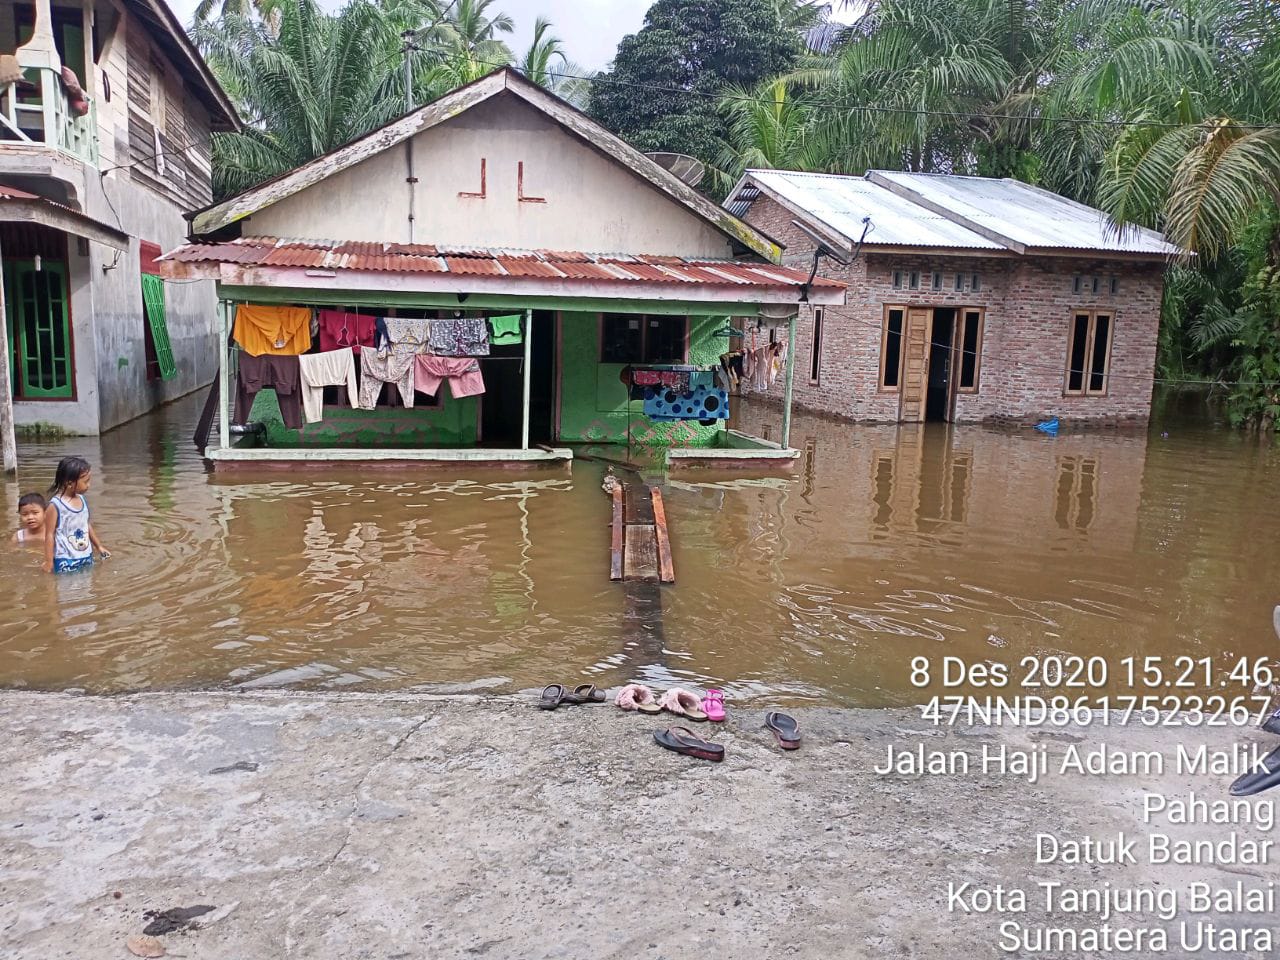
<box><xmin>0</xmin><ymin>236</ymin><xmax>16</xmax><ymax>475</ymax></box>
<box><xmin>402</xmin><ymin>30</ymin><xmax>416</xmax><ymax>114</ymax></box>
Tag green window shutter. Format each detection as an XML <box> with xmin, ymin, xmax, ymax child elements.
<box><xmin>141</xmin><ymin>272</ymin><xmax>176</xmax><ymax>380</ymax></box>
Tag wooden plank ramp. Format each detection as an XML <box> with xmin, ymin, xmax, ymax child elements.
<box><xmin>610</xmin><ymin>483</ymin><xmax>675</xmax><ymax>583</ymax></box>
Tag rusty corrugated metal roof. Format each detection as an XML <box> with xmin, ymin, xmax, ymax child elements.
<box><xmin>158</xmin><ymin>237</ymin><xmax>845</xmax><ymax>292</ymax></box>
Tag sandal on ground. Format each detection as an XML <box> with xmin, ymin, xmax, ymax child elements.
<box><xmin>538</xmin><ymin>684</ymin><xmax>567</xmax><ymax>710</ymax></box>
<box><xmin>659</xmin><ymin>688</ymin><xmax>707</xmax><ymax>722</ymax></box>
<box><xmin>703</xmin><ymin>689</ymin><xmax>726</xmax><ymax>722</ymax></box>
<box><xmin>1230</xmin><ymin>743</ymin><xmax>1280</xmax><ymax>796</ymax></box>
<box><xmin>563</xmin><ymin>683</ymin><xmax>606</xmax><ymax>705</ymax></box>
<box><xmin>765</xmin><ymin>712</ymin><xmax>801</xmax><ymax>750</ymax></box>
<box><xmin>615</xmin><ymin>683</ymin><xmax>662</xmax><ymax>714</ymax></box>
<box><xmin>654</xmin><ymin>726</ymin><xmax>724</xmax><ymax>762</ymax></box>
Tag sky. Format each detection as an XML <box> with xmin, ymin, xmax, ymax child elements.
<box><xmin>163</xmin><ymin>0</ymin><xmax>857</xmax><ymax>71</ymax></box>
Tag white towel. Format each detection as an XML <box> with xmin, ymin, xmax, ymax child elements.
<box><xmin>298</xmin><ymin>348</ymin><xmax>358</xmax><ymax>423</ymax></box>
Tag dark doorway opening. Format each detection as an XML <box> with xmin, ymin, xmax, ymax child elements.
<box><xmin>926</xmin><ymin>308</ymin><xmax>955</xmax><ymax>422</ymax></box>
<box><xmin>479</xmin><ymin>310</ymin><xmax>556</xmax><ymax>446</ymax></box>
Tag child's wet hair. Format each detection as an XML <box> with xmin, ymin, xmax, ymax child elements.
<box><xmin>48</xmin><ymin>457</ymin><xmax>91</xmax><ymax>496</ymax></box>
<box><xmin>17</xmin><ymin>492</ymin><xmax>46</xmax><ymax>511</ymax></box>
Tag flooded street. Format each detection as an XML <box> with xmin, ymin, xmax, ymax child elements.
<box><xmin>2</xmin><ymin>392</ymin><xmax>1277</xmax><ymax>706</ymax></box>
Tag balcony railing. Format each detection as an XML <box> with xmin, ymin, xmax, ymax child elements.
<box><xmin>0</xmin><ymin>66</ymin><xmax>98</xmax><ymax>165</ymax></box>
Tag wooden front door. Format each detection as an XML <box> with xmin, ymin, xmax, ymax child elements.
<box><xmin>898</xmin><ymin>308</ymin><xmax>931</xmax><ymax>423</ymax></box>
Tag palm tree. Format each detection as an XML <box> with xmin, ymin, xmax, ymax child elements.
<box><xmin>517</xmin><ymin>16</ymin><xmax>592</xmax><ymax>108</ymax></box>
<box><xmin>714</xmin><ymin>77</ymin><xmax>824</xmax><ymax>191</ymax></box>
<box><xmin>193</xmin><ymin>0</ymin><xmax>402</xmax><ymax>198</ymax></box>
<box><xmin>192</xmin><ymin>0</ymin><xmax>282</xmax><ymax>25</ymax></box>
<box><xmin>519</xmin><ymin>17</ymin><xmax>565</xmax><ymax>88</ymax></box>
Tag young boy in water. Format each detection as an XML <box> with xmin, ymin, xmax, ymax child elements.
<box><xmin>12</xmin><ymin>493</ymin><xmax>46</xmax><ymax>546</ymax></box>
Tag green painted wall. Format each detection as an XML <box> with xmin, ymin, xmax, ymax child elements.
<box><xmin>249</xmin><ymin>390</ymin><xmax>479</xmax><ymax>448</ymax></box>
<box><xmin>556</xmin><ymin>313</ymin><xmax>728</xmax><ymax>448</ymax></box>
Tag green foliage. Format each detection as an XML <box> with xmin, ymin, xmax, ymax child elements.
<box><xmin>194</xmin><ymin>0</ymin><xmax>403</xmax><ymax>199</ymax></box>
<box><xmin>588</xmin><ymin>0</ymin><xmax>803</xmax><ymax>178</ymax></box>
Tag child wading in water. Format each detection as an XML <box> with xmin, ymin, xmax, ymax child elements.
<box><xmin>43</xmin><ymin>457</ymin><xmax>110</xmax><ymax>573</ymax></box>
<box><xmin>12</xmin><ymin>493</ymin><xmax>46</xmax><ymax>545</ymax></box>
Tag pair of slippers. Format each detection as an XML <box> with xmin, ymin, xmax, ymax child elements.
<box><xmin>539</xmin><ymin>683</ymin><xmax>606</xmax><ymax>710</ymax></box>
<box><xmin>615</xmin><ymin>684</ymin><xmax>726</xmax><ymax>722</ymax></box>
<box><xmin>653</xmin><ymin>711</ymin><xmax>802</xmax><ymax>764</ymax></box>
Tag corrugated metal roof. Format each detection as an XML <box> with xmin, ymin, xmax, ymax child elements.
<box><xmin>157</xmin><ymin>237</ymin><xmax>845</xmax><ymax>292</ymax></box>
<box><xmin>732</xmin><ymin>169</ymin><xmax>1179</xmax><ymax>256</ymax></box>
<box><xmin>870</xmin><ymin>171</ymin><xmax>1179</xmax><ymax>255</ymax></box>
<box><xmin>744</xmin><ymin>170</ymin><xmax>1005</xmax><ymax>250</ymax></box>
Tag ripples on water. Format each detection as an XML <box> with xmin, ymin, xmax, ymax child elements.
<box><xmin>1</xmin><ymin>390</ymin><xmax>1277</xmax><ymax>706</ymax></box>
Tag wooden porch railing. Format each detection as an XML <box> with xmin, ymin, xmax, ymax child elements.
<box><xmin>0</xmin><ymin>66</ymin><xmax>98</xmax><ymax>165</ymax></box>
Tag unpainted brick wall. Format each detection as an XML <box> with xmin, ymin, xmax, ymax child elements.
<box><xmin>742</xmin><ymin>194</ymin><xmax>1164</xmax><ymax>424</ymax></box>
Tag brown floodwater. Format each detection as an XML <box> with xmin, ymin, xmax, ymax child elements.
<box><xmin>1</xmin><ymin>390</ymin><xmax>1277</xmax><ymax>707</ymax></box>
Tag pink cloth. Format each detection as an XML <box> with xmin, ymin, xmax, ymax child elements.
<box><xmin>414</xmin><ymin>355</ymin><xmax>485</xmax><ymax>399</ymax></box>
<box><xmin>318</xmin><ymin>309</ymin><xmax>377</xmax><ymax>353</ymax></box>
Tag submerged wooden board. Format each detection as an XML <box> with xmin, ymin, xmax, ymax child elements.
<box><xmin>624</xmin><ymin>483</ymin><xmax>654</xmax><ymax>525</ymax></box>
<box><xmin>623</xmin><ymin>526</ymin><xmax>659</xmax><ymax>581</ymax></box>
<box><xmin>650</xmin><ymin>487</ymin><xmax>675</xmax><ymax>584</ymax></box>
<box><xmin>610</xmin><ymin>484</ymin><xmax>624</xmax><ymax>581</ymax></box>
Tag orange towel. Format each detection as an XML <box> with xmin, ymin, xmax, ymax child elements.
<box><xmin>233</xmin><ymin>304</ymin><xmax>312</xmax><ymax>356</ymax></box>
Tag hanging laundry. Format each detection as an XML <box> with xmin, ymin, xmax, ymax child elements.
<box><xmin>234</xmin><ymin>353</ymin><xmax>304</xmax><ymax>429</ymax></box>
<box><xmin>689</xmin><ymin>370</ymin><xmax>717</xmax><ymax>392</ymax></box>
<box><xmin>318</xmin><ymin>309</ymin><xmax>378</xmax><ymax>353</ymax></box>
<box><xmin>752</xmin><ymin>347</ymin><xmax>771</xmax><ymax>392</ymax></box>
<box><xmin>768</xmin><ymin>340</ymin><xmax>788</xmax><ymax>387</ymax></box>
<box><xmin>488</xmin><ymin>314</ymin><xmax>524</xmax><ymax>346</ymax></box>
<box><xmin>233</xmin><ymin>305</ymin><xmax>312</xmax><ymax>356</ymax></box>
<box><xmin>298</xmin><ymin>348</ymin><xmax>359</xmax><ymax>423</ymax></box>
<box><xmin>414</xmin><ymin>356</ymin><xmax>485</xmax><ymax>399</ymax></box>
<box><xmin>642</xmin><ymin>385</ymin><xmax>729</xmax><ymax>422</ymax></box>
<box><xmin>382</xmin><ymin>317</ymin><xmax>433</xmax><ymax>356</ymax></box>
<box><xmin>359</xmin><ymin>348</ymin><xmax>416</xmax><ymax>409</ymax></box>
<box><xmin>428</xmin><ymin>317</ymin><xmax>490</xmax><ymax>357</ymax></box>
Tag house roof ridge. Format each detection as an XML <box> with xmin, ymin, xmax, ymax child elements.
<box><xmin>189</xmin><ymin>68</ymin><xmax>782</xmax><ymax>264</ymax></box>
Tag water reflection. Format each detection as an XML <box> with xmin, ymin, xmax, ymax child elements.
<box><xmin>1</xmin><ymin>392</ymin><xmax>1277</xmax><ymax>706</ymax></box>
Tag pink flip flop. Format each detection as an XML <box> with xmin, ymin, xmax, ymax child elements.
<box><xmin>703</xmin><ymin>689</ymin><xmax>726</xmax><ymax>722</ymax></box>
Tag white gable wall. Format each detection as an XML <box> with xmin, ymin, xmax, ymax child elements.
<box><xmin>245</xmin><ymin>95</ymin><xmax>736</xmax><ymax>259</ymax></box>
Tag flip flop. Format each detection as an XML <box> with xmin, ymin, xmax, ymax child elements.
<box><xmin>659</xmin><ymin>688</ymin><xmax>708</xmax><ymax>722</ymax></box>
<box><xmin>1230</xmin><ymin>743</ymin><xmax>1280</xmax><ymax>796</ymax></box>
<box><xmin>563</xmin><ymin>683</ymin><xmax>606</xmax><ymax>705</ymax></box>
<box><xmin>765</xmin><ymin>712</ymin><xmax>801</xmax><ymax>750</ymax></box>
<box><xmin>654</xmin><ymin>726</ymin><xmax>724</xmax><ymax>762</ymax></box>
<box><xmin>615</xmin><ymin>683</ymin><xmax>662</xmax><ymax>714</ymax></box>
<box><xmin>703</xmin><ymin>689</ymin><xmax>726</xmax><ymax>722</ymax></box>
<box><xmin>538</xmin><ymin>684</ymin><xmax>567</xmax><ymax>710</ymax></box>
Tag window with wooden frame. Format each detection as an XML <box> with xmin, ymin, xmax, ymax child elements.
<box><xmin>808</xmin><ymin>307</ymin><xmax>824</xmax><ymax>383</ymax></box>
<box><xmin>956</xmin><ymin>308</ymin><xmax>984</xmax><ymax>393</ymax></box>
<box><xmin>879</xmin><ymin>306</ymin><xmax>906</xmax><ymax>391</ymax></box>
<box><xmin>600</xmin><ymin>313</ymin><xmax>687</xmax><ymax>364</ymax></box>
<box><xmin>1065</xmin><ymin>310</ymin><xmax>1113</xmax><ymax>395</ymax></box>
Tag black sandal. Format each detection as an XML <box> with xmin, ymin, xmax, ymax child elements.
<box><xmin>538</xmin><ymin>684</ymin><xmax>567</xmax><ymax>710</ymax></box>
<box><xmin>1231</xmin><ymin>743</ymin><xmax>1280</xmax><ymax>796</ymax></box>
<box><xmin>653</xmin><ymin>726</ymin><xmax>724</xmax><ymax>762</ymax></box>
<box><xmin>563</xmin><ymin>683</ymin><xmax>606</xmax><ymax>705</ymax></box>
<box><xmin>764</xmin><ymin>712</ymin><xmax>801</xmax><ymax>750</ymax></box>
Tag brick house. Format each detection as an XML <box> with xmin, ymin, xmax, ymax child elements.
<box><xmin>725</xmin><ymin>170</ymin><xmax>1177</xmax><ymax>425</ymax></box>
